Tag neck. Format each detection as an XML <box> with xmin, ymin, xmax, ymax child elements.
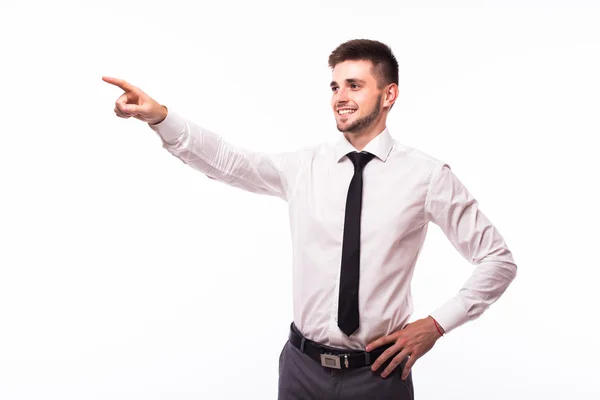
<box><xmin>343</xmin><ymin>118</ymin><xmax>387</xmax><ymax>152</ymax></box>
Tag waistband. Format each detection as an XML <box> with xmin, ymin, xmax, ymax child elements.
<box><xmin>288</xmin><ymin>322</ymin><xmax>394</xmax><ymax>369</ymax></box>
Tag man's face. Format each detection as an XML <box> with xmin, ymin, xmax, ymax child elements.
<box><xmin>330</xmin><ymin>60</ymin><xmax>383</xmax><ymax>134</ymax></box>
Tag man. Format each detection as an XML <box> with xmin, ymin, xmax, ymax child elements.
<box><xmin>103</xmin><ymin>39</ymin><xmax>517</xmax><ymax>399</ymax></box>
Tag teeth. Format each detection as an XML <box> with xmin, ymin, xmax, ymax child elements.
<box><xmin>339</xmin><ymin>109</ymin><xmax>356</xmax><ymax>115</ymax></box>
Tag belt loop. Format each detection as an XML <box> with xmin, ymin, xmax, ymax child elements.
<box><xmin>364</xmin><ymin>351</ymin><xmax>370</xmax><ymax>365</ymax></box>
<box><xmin>300</xmin><ymin>337</ymin><xmax>306</xmax><ymax>353</ymax></box>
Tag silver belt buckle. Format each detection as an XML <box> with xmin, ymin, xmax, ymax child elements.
<box><xmin>320</xmin><ymin>353</ymin><xmax>341</xmax><ymax>369</ymax></box>
<box><xmin>320</xmin><ymin>353</ymin><xmax>350</xmax><ymax>369</ymax></box>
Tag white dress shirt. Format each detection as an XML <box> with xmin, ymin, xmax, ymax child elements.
<box><xmin>149</xmin><ymin>110</ymin><xmax>517</xmax><ymax>350</ymax></box>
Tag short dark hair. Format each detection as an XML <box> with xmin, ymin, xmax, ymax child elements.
<box><xmin>328</xmin><ymin>39</ymin><xmax>399</xmax><ymax>89</ymax></box>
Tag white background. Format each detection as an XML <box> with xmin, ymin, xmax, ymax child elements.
<box><xmin>1</xmin><ymin>1</ymin><xmax>599</xmax><ymax>399</ymax></box>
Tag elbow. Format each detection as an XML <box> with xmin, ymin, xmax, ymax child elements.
<box><xmin>501</xmin><ymin>255</ymin><xmax>517</xmax><ymax>282</ymax></box>
<box><xmin>498</xmin><ymin>261</ymin><xmax>517</xmax><ymax>284</ymax></box>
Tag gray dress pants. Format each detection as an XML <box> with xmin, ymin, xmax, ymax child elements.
<box><xmin>278</xmin><ymin>340</ymin><xmax>414</xmax><ymax>400</ymax></box>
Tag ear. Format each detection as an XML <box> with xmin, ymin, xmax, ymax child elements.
<box><xmin>383</xmin><ymin>83</ymin><xmax>399</xmax><ymax>109</ymax></box>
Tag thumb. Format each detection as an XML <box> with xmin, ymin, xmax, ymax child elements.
<box><xmin>122</xmin><ymin>104</ymin><xmax>141</xmax><ymax>115</ymax></box>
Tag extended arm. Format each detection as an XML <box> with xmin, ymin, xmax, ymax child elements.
<box><xmin>149</xmin><ymin>110</ymin><xmax>298</xmax><ymax>201</ymax></box>
<box><xmin>103</xmin><ymin>75</ymin><xmax>300</xmax><ymax>201</ymax></box>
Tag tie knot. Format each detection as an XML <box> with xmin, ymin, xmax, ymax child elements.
<box><xmin>347</xmin><ymin>151</ymin><xmax>375</xmax><ymax>170</ymax></box>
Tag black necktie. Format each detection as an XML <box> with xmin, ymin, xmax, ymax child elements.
<box><xmin>338</xmin><ymin>151</ymin><xmax>375</xmax><ymax>337</ymax></box>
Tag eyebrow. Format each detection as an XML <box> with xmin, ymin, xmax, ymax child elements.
<box><xmin>330</xmin><ymin>78</ymin><xmax>367</xmax><ymax>87</ymax></box>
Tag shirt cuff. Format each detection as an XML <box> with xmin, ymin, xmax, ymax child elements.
<box><xmin>148</xmin><ymin>109</ymin><xmax>187</xmax><ymax>144</ymax></box>
<box><xmin>429</xmin><ymin>297</ymin><xmax>470</xmax><ymax>334</ymax></box>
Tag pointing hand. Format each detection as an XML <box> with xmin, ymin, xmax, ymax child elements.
<box><xmin>102</xmin><ymin>76</ymin><xmax>168</xmax><ymax>125</ymax></box>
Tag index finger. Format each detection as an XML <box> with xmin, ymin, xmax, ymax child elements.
<box><xmin>102</xmin><ymin>76</ymin><xmax>136</xmax><ymax>92</ymax></box>
<box><xmin>366</xmin><ymin>334</ymin><xmax>396</xmax><ymax>352</ymax></box>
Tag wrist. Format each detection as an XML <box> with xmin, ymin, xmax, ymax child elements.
<box><xmin>428</xmin><ymin>315</ymin><xmax>445</xmax><ymax>337</ymax></box>
<box><xmin>149</xmin><ymin>105</ymin><xmax>168</xmax><ymax>125</ymax></box>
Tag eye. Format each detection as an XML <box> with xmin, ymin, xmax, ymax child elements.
<box><xmin>331</xmin><ymin>86</ymin><xmax>339</xmax><ymax>92</ymax></box>
<box><xmin>350</xmin><ymin>83</ymin><xmax>359</xmax><ymax>89</ymax></box>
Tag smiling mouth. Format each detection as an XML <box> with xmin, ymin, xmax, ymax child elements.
<box><xmin>338</xmin><ymin>109</ymin><xmax>357</xmax><ymax>116</ymax></box>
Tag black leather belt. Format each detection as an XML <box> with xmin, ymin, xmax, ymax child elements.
<box><xmin>288</xmin><ymin>322</ymin><xmax>394</xmax><ymax>369</ymax></box>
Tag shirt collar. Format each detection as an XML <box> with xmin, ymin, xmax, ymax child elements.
<box><xmin>333</xmin><ymin>127</ymin><xmax>395</xmax><ymax>163</ymax></box>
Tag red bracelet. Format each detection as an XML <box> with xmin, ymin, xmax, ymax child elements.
<box><xmin>430</xmin><ymin>316</ymin><xmax>444</xmax><ymax>336</ymax></box>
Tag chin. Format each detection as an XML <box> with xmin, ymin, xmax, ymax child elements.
<box><xmin>335</xmin><ymin>118</ymin><xmax>354</xmax><ymax>131</ymax></box>
<box><xmin>336</xmin><ymin>124</ymin><xmax>353</xmax><ymax>134</ymax></box>
<box><xmin>336</xmin><ymin>122</ymin><xmax>347</xmax><ymax>131</ymax></box>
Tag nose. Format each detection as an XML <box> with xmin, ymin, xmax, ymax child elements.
<box><xmin>334</xmin><ymin>87</ymin><xmax>349</xmax><ymax>103</ymax></box>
